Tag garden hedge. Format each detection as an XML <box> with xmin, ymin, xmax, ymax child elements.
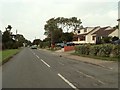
<box><xmin>75</xmin><ymin>44</ymin><xmax>120</xmax><ymax>59</ymax></box>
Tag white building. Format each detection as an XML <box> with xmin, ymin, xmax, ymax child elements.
<box><xmin>73</xmin><ymin>26</ymin><xmax>119</xmax><ymax>44</ymax></box>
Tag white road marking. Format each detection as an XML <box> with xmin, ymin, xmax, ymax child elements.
<box><xmin>58</xmin><ymin>62</ymin><xmax>64</xmax><ymax>65</ymax></box>
<box><xmin>36</xmin><ymin>55</ymin><xmax>39</xmax><ymax>59</ymax></box>
<box><xmin>76</xmin><ymin>70</ymin><xmax>105</xmax><ymax>85</ymax></box>
<box><xmin>57</xmin><ymin>73</ymin><xmax>77</xmax><ymax>89</ymax></box>
<box><xmin>40</xmin><ymin>59</ymin><xmax>50</xmax><ymax>67</ymax></box>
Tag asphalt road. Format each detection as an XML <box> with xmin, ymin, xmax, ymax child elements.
<box><xmin>2</xmin><ymin>48</ymin><xmax>118</xmax><ymax>89</ymax></box>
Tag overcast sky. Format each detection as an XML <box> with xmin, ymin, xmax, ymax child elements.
<box><xmin>0</xmin><ymin>0</ymin><xmax>119</xmax><ymax>41</ymax></box>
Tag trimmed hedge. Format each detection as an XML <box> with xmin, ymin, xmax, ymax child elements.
<box><xmin>75</xmin><ymin>44</ymin><xmax>120</xmax><ymax>59</ymax></box>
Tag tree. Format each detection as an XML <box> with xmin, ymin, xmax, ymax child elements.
<box><xmin>52</xmin><ymin>28</ymin><xmax>62</xmax><ymax>43</ymax></box>
<box><xmin>44</xmin><ymin>18</ymin><xmax>59</xmax><ymax>48</ymax></box>
<box><xmin>0</xmin><ymin>30</ymin><xmax>2</xmax><ymax>41</ymax></box>
<box><xmin>2</xmin><ymin>28</ymin><xmax>14</xmax><ymax>49</ymax></box>
<box><xmin>61</xmin><ymin>32</ymin><xmax>74</xmax><ymax>42</ymax></box>
<box><xmin>69</xmin><ymin>17</ymin><xmax>82</xmax><ymax>32</ymax></box>
<box><xmin>2</xmin><ymin>25</ymin><xmax>30</xmax><ymax>49</ymax></box>
<box><xmin>56</xmin><ymin>17</ymin><xmax>82</xmax><ymax>32</ymax></box>
<box><xmin>101</xmin><ymin>37</ymin><xmax>112</xmax><ymax>43</ymax></box>
<box><xmin>25</xmin><ymin>40</ymin><xmax>32</xmax><ymax>46</ymax></box>
<box><xmin>15</xmin><ymin>34</ymin><xmax>26</xmax><ymax>47</ymax></box>
<box><xmin>44</xmin><ymin>17</ymin><xmax>82</xmax><ymax>48</ymax></box>
<box><xmin>33</xmin><ymin>39</ymin><xmax>42</xmax><ymax>46</ymax></box>
<box><xmin>42</xmin><ymin>37</ymin><xmax>51</xmax><ymax>48</ymax></box>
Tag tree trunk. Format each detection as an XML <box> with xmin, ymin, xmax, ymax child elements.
<box><xmin>51</xmin><ymin>31</ymin><xmax>55</xmax><ymax>49</ymax></box>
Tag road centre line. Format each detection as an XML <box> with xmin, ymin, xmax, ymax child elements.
<box><xmin>36</xmin><ymin>55</ymin><xmax>39</xmax><ymax>59</ymax></box>
<box><xmin>57</xmin><ymin>73</ymin><xmax>77</xmax><ymax>90</ymax></box>
<box><xmin>40</xmin><ymin>59</ymin><xmax>50</xmax><ymax>67</ymax></box>
<box><xmin>76</xmin><ymin>70</ymin><xmax>105</xmax><ymax>85</ymax></box>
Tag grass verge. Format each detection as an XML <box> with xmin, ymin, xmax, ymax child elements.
<box><xmin>72</xmin><ymin>52</ymin><xmax>119</xmax><ymax>61</ymax></box>
<box><xmin>0</xmin><ymin>49</ymin><xmax>21</xmax><ymax>65</ymax></box>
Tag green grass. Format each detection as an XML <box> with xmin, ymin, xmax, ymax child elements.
<box><xmin>72</xmin><ymin>52</ymin><xmax>119</xmax><ymax>61</ymax></box>
<box><xmin>0</xmin><ymin>49</ymin><xmax>21</xmax><ymax>63</ymax></box>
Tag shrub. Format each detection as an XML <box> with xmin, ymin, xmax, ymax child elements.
<box><xmin>90</xmin><ymin>45</ymin><xmax>101</xmax><ymax>56</ymax></box>
<box><xmin>74</xmin><ymin>45</ymin><xmax>80</xmax><ymax>53</ymax></box>
<box><xmin>111</xmin><ymin>45</ymin><xmax>120</xmax><ymax>58</ymax></box>
<box><xmin>75</xmin><ymin>44</ymin><xmax>116</xmax><ymax>58</ymax></box>
<box><xmin>97</xmin><ymin>44</ymin><xmax>113</xmax><ymax>57</ymax></box>
<box><xmin>75</xmin><ymin>44</ymin><xmax>90</xmax><ymax>55</ymax></box>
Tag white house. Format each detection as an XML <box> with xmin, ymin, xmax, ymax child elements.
<box><xmin>73</xmin><ymin>26</ymin><xmax>119</xmax><ymax>44</ymax></box>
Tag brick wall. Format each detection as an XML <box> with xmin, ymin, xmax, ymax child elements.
<box><xmin>64</xmin><ymin>46</ymin><xmax>75</xmax><ymax>52</ymax></box>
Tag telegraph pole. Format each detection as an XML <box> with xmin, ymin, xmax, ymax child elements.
<box><xmin>118</xmin><ymin>1</ymin><xmax>120</xmax><ymax>39</ymax></box>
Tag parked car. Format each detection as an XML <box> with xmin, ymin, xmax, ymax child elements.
<box><xmin>112</xmin><ymin>39</ymin><xmax>120</xmax><ymax>44</ymax></box>
<box><xmin>31</xmin><ymin>45</ymin><xmax>37</xmax><ymax>49</ymax></box>
<box><xmin>66</xmin><ymin>42</ymin><xmax>75</xmax><ymax>46</ymax></box>
<box><xmin>56</xmin><ymin>43</ymin><xmax>66</xmax><ymax>48</ymax></box>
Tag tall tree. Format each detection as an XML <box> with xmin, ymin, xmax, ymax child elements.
<box><xmin>44</xmin><ymin>18</ymin><xmax>58</xmax><ymax>48</ymax></box>
<box><xmin>70</xmin><ymin>17</ymin><xmax>82</xmax><ymax>32</ymax></box>
<box><xmin>33</xmin><ymin>39</ymin><xmax>42</xmax><ymax>46</ymax></box>
<box><xmin>2</xmin><ymin>28</ymin><xmax>14</xmax><ymax>49</ymax></box>
<box><xmin>56</xmin><ymin>17</ymin><xmax>82</xmax><ymax>32</ymax></box>
<box><xmin>15</xmin><ymin>34</ymin><xmax>26</xmax><ymax>47</ymax></box>
<box><xmin>61</xmin><ymin>32</ymin><xmax>74</xmax><ymax>42</ymax></box>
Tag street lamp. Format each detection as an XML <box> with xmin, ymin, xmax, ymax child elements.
<box><xmin>117</xmin><ymin>19</ymin><xmax>120</xmax><ymax>39</ymax></box>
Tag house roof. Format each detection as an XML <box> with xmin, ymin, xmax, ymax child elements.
<box><xmin>73</xmin><ymin>26</ymin><xmax>100</xmax><ymax>37</ymax></box>
<box><xmin>117</xmin><ymin>19</ymin><xmax>120</xmax><ymax>21</ymax></box>
<box><xmin>92</xmin><ymin>28</ymin><xmax>116</xmax><ymax>36</ymax></box>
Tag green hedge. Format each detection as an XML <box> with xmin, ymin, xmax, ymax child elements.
<box><xmin>75</xmin><ymin>44</ymin><xmax>120</xmax><ymax>59</ymax></box>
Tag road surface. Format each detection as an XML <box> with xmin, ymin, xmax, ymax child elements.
<box><xmin>2</xmin><ymin>48</ymin><xmax>118</xmax><ymax>89</ymax></box>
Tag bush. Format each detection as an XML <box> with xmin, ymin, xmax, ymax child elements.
<box><xmin>97</xmin><ymin>44</ymin><xmax>113</xmax><ymax>57</ymax></box>
<box><xmin>90</xmin><ymin>45</ymin><xmax>100</xmax><ymax>56</ymax></box>
<box><xmin>110</xmin><ymin>45</ymin><xmax>120</xmax><ymax>58</ymax></box>
<box><xmin>75</xmin><ymin>44</ymin><xmax>119</xmax><ymax>59</ymax></box>
<box><xmin>75</xmin><ymin>44</ymin><xmax>90</xmax><ymax>55</ymax></box>
<box><xmin>40</xmin><ymin>41</ymin><xmax>51</xmax><ymax>48</ymax></box>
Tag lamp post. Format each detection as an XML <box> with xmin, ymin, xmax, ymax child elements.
<box><xmin>118</xmin><ymin>1</ymin><xmax>120</xmax><ymax>39</ymax></box>
<box><xmin>118</xmin><ymin>19</ymin><xmax>120</xmax><ymax>39</ymax></box>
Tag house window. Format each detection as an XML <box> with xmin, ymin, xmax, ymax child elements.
<box><xmin>78</xmin><ymin>31</ymin><xmax>80</xmax><ymax>33</ymax></box>
<box><xmin>84</xmin><ymin>29</ymin><xmax>87</xmax><ymax>32</ymax></box>
<box><xmin>80</xmin><ymin>36</ymin><xmax>85</xmax><ymax>41</ymax></box>
<box><xmin>92</xmin><ymin>36</ymin><xmax>96</xmax><ymax>40</ymax></box>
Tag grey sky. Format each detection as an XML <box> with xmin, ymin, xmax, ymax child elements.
<box><xmin>0</xmin><ymin>0</ymin><xmax>119</xmax><ymax>41</ymax></box>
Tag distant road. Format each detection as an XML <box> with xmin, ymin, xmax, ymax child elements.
<box><xmin>2</xmin><ymin>48</ymin><xmax>118</xmax><ymax>89</ymax></box>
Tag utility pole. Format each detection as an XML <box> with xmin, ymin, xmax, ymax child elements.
<box><xmin>118</xmin><ymin>1</ymin><xmax>120</xmax><ymax>39</ymax></box>
<box><xmin>16</xmin><ymin>29</ymin><xmax>18</xmax><ymax>35</ymax></box>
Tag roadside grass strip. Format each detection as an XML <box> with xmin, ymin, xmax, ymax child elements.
<box><xmin>1</xmin><ymin>49</ymin><xmax>20</xmax><ymax>65</ymax></box>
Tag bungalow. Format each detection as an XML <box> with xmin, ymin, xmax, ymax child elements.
<box><xmin>73</xmin><ymin>26</ymin><xmax>119</xmax><ymax>44</ymax></box>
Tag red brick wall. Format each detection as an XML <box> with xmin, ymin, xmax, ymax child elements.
<box><xmin>64</xmin><ymin>46</ymin><xmax>75</xmax><ymax>52</ymax></box>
